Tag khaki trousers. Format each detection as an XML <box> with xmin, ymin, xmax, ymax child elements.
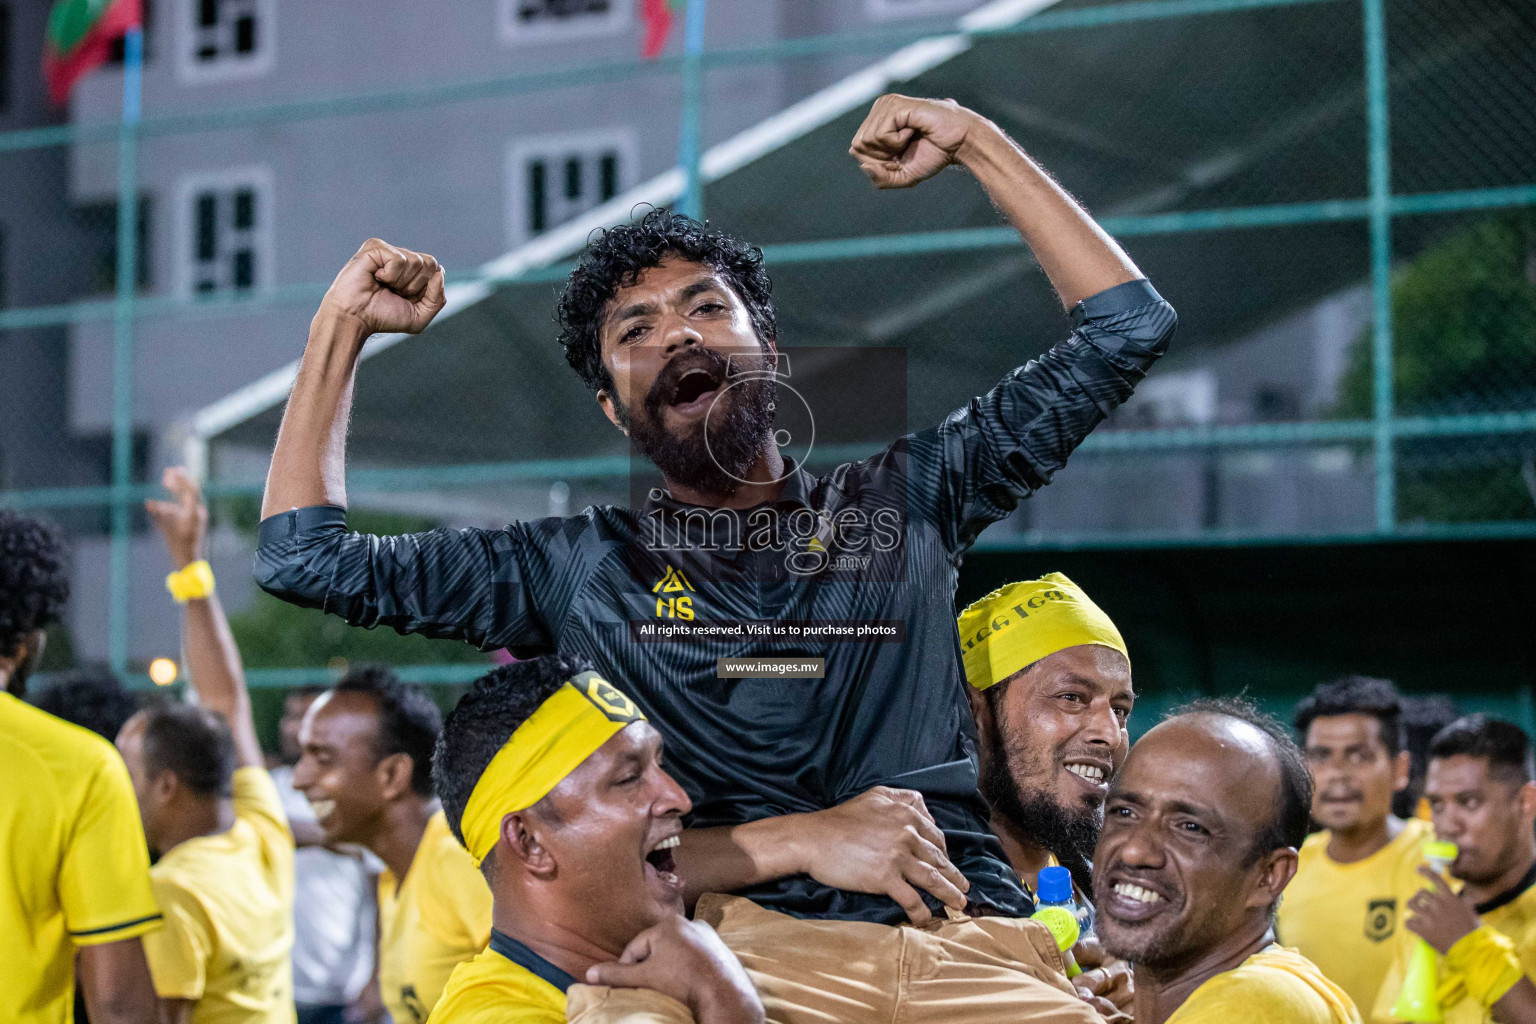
<box><xmin>696</xmin><ymin>894</ymin><xmax>1104</xmax><ymax>1024</ymax></box>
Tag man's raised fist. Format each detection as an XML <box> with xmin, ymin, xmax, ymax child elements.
<box><xmin>849</xmin><ymin>94</ymin><xmax>982</xmax><ymax>190</ymax></box>
<box><xmin>319</xmin><ymin>238</ymin><xmax>447</xmax><ymax>336</ymax></box>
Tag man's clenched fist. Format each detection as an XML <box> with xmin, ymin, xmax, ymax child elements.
<box><xmin>319</xmin><ymin>238</ymin><xmax>446</xmax><ymax>336</ymax></box>
<box><xmin>849</xmin><ymin>94</ymin><xmax>983</xmax><ymax>189</ymax></box>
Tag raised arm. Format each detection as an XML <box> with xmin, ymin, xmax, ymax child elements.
<box><xmin>849</xmin><ymin>93</ymin><xmax>1142</xmax><ymax>310</ymax></box>
<box><xmin>260</xmin><ymin>239</ymin><xmax>445</xmax><ymax>519</ymax></box>
<box><xmin>146</xmin><ymin>467</ymin><xmax>261</xmax><ymax>768</ymax></box>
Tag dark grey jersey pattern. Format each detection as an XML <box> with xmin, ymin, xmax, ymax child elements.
<box><xmin>255</xmin><ymin>278</ymin><xmax>1176</xmax><ymax>924</ymax></box>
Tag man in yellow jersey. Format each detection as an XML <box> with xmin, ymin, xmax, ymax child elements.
<box><xmin>290</xmin><ymin>664</ymin><xmax>490</xmax><ymax>1023</ymax></box>
<box><xmin>428</xmin><ymin>654</ymin><xmax>766</xmax><ymax>1024</ymax></box>
<box><xmin>1095</xmin><ymin>698</ymin><xmax>1360</xmax><ymax>1024</ymax></box>
<box><xmin>1371</xmin><ymin>715</ymin><xmax>1536</xmax><ymax>1023</ymax></box>
<box><xmin>957</xmin><ymin>573</ymin><xmax>1135</xmax><ymax>1016</ymax></box>
<box><xmin>117</xmin><ymin>468</ymin><xmax>296</xmax><ymax>1023</ymax></box>
<box><xmin>1281</xmin><ymin>676</ymin><xmax>1432</xmax><ymax>1011</ymax></box>
<box><xmin>1</xmin><ymin>509</ymin><xmax>165</xmax><ymax>1024</ymax></box>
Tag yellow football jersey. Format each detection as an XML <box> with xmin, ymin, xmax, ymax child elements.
<box><xmin>1372</xmin><ymin>866</ymin><xmax>1536</xmax><ymax>1023</ymax></box>
<box><xmin>379</xmin><ymin>810</ymin><xmax>493</xmax><ymax>1024</ymax></box>
<box><xmin>1169</xmin><ymin>945</ymin><xmax>1362</xmax><ymax>1023</ymax></box>
<box><xmin>431</xmin><ymin>932</ymin><xmax>696</xmax><ymax>1024</ymax></box>
<box><xmin>428</xmin><ymin>943</ymin><xmax>566</xmax><ymax>1024</ymax></box>
<box><xmin>1279</xmin><ymin>818</ymin><xmax>1433</xmax><ymax>1012</ymax></box>
<box><xmin>142</xmin><ymin>766</ymin><xmax>296</xmax><ymax>1024</ymax></box>
<box><xmin>1</xmin><ymin>693</ymin><xmax>163</xmax><ymax>1024</ymax></box>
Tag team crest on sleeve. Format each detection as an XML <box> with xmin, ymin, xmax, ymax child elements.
<box><xmin>1365</xmin><ymin>898</ymin><xmax>1397</xmax><ymax>942</ymax></box>
<box><xmin>575</xmin><ymin>671</ymin><xmax>643</xmax><ymax>723</ymax></box>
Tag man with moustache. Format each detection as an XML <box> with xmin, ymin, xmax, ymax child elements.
<box><xmin>1094</xmin><ymin>699</ymin><xmax>1360</xmax><ymax>1024</ymax></box>
<box><xmin>1279</xmin><ymin>676</ymin><xmax>1431</xmax><ymax>1013</ymax></box>
<box><xmin>958</xmin><ymin>573</ymin><xmax>1135</xmax><ymax>1017</ymax></box>
<box><xmin>256</xmin><ymin>91</ymin><xmax>1175</xmax><ymax>1002</ymax></box>
<box><xmin>1371</xmin><ymin>716</ymin><xmax>1536</xmax><ymax>1023</ymax></box>
<box><xmin>290</xmin><ymin>667</ymin><xmax>491</xmax><ymax>1023</ymax></box>
<box><xmin>958</xmin><ymin>573</ymin><xmax>1134</xmax><ymax>893</ymax></box>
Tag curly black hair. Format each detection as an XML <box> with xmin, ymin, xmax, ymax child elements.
<box><xmin>1293</xmin><ymin>675</ymin><xmax>1405</xmax><ymax>757</ymax></box>
<box><xmin>332</xmin><ymin>664</ymin><xmax>443</xmax><ymax>798</ymax></box>
<box><xmin>0</xmin><ymin>510</ymin><xmax>70</xmax><ymax>662</ymax></box>
<box><xmin>555</xmin><ymin>207</ymin><xmax>777</xmax><ymax>393</ymax></box>
<box><xmin>433</xmin><ymin>653</ymin><xmax>593</xmax><ymax>849</ymax></box>
<box><xmin>32</xmin><ymin>665</ymin><xmax>140</xmax><ymax>741</ymax></box>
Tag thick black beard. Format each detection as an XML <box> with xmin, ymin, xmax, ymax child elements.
<box><xmin>621</xmin><ymin>350</ymin><xmax>778</xmax><ymax>498</ymax></box>
<box><xmin>981</xmin><ymin>716</ymin><xmax>1102</xmax><ymax>894</ymax></box>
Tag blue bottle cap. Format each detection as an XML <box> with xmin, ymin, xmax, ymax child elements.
<box><xmin>1038</xmin><ymin>865</ymin><xmax>1074</xmax><ymax>905</ymax></box>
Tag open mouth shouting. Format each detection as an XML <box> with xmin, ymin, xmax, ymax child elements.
<box><xmin>644</xmin><ymin>832</ymin><xmax>684</xmax><ymax>898</ymax></box>
<box><xmin>665</xmin><ymin>366</ymin><xmax>725</xmax><ymax>417</ymax></box>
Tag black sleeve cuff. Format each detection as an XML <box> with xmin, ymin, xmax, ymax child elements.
<box><xmin>256</xmin><ymin>504</ymin><xmax>348</xmax><ymax>546</ymax></box>
<box><xmin>1069</xmin><ymin>278</ymin><xmax>1167</xmax><ymax>328</ymax></box>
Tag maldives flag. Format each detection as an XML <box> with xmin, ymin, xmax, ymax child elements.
<box><xmin>640</xmin><ymin>0</ymin><xmax>683</xmax><ymax>60</ymax></box>
<box><xmin>43</xmin><ymin>0</ymin><xmax>143</xmax><ymax>106</ymax></box>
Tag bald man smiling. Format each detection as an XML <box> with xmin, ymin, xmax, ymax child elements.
<box><xmin>1093</xmin><ymin>699</ymin><xmax>1361</xmax><ymax>1024</ymax></box>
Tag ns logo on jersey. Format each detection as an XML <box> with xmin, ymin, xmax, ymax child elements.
<box><xmin>652</xmin><ymin>565</ymin><xmax>695</xmax><ymax>619</ymax></box>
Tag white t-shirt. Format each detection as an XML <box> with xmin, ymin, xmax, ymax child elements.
<box><xmin>270</xmin><ymin>765</ymin><xmax>377</xmax><ymax>1006</ymax></box>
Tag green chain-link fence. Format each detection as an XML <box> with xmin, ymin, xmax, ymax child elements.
<box><xmin>1</xmin><ymin>0</ymin><xmax>1532</xmax><ymax>696</ymax></box>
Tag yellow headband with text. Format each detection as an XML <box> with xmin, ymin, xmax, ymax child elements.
<box><xmin>460</xmin><ymin>671</ymin><xmax>646</xmax><ymax>865</ymax></box>
<box><xmin>957</xmin><ymin>573</ymin><xmax>1128</xmax><ymax>691</ymax></box>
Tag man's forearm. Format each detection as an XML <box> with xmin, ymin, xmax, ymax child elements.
<box><xmin>260</xmin><ymin>311</ymin><xmax>371</xmax><ymax>519</ymax></box>
<box><xmin>182</xmin><ymin>592</ymin><xmax>263</xmax><ymax>768</ymax></box>
<box><xmin>673</xmin><ymin>818</ymin><xmax>806</xmax><ymax>909</ymax></box>
<box><xmin>957</xmin><ymin>117</ymin><xmax>1141</xmax><ymax>310</ymax></box>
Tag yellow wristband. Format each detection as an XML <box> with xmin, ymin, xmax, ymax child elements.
<box><xmin>1446</xmin><ymin>926</ymin><xmax>1525</xmax><ymax>1008</ymax></box>
<box><xmin>166</xmin><ymin>560</ymin><xmax>215</xmax><ymax>603</ymax></box>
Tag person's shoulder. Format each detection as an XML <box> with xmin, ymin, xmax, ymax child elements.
<box><xmin>1298</xmin><ymin>829</ymin><xmax>1332</xmax><ymax>859</ymax></box>
<box><xmin>433</xmin><ymin>948</ymin><xmax>564</xmax><ymax>1024</ymax></box>
<box><xmin>2</xmin><ymin>692</ymin><xmax>119</xmax><ymax>766</ymax></box>
<box><xmin>421</xmin><ymin>811</ymin><xmax>489</xmax><ymax>894</ymax></box>
<box><xmin>1182</xmin><ymin>947</ymin><xmax>1358</xmax><ymax>1023</ymax></box>
<box><xmin>1393</xmin><ymin>817</ymin><xmax>1433</xmax><ymax>852</ymax></box>
<box><xmin>1</xmin><ymin>694</ymin><xmax>127</xmax><ymax>802</ymax></box>
<box><xmin>231</xmin><ymin>766</ymin><xmax>294</xmax><ymax>850</ymax></box>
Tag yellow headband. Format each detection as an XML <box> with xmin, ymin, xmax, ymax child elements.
<box><xmin>459</xmin><ymin>671</ymin><xmax>646</xmax><ymax>865</ymax></box>
<box><xmin>957</xmin><ymin>573</ymin><xmax>1128</xmax><ymax>690</ymax></box>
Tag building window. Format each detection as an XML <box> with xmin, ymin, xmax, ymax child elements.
<box><xmin>176</xmin><ymin>0</ymin><xmax>272</xmax><ymax>83</ymax></box>
<box><xmin>175</xmin><ymin>169</ymin><xmax>271</xmax><ymax>296</ymax></box>
<box><xmin>74</xmin><ymin>197</ymin><xmax>153</xmax><ymax>295</ymax></box>
<box><xmin>498</xmin><ymin>0</ymin><xmax>630</xmax><ymax>44</ymax></box>
<box><xmin>507</xmin><ymin>132</ymin><xmax>637</xmax><ymax>244</ymax></box>
<box><xmin>864</xmin><ymin>0</ymin><xmax>977</xmax><ymax>19</ymax></box>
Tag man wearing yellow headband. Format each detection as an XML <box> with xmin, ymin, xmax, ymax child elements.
<box><xmin>430</xmin><ymin>654</ymin><xmax>764</xmax><ymax>1024</ymax></box>
<box><xmin>958</xmin><ymin>572</ymin><xmax>1135</xmax><ymax>1016</ymax></box>
<box><xmin>958</xmin><ymin>572</ymin><xmax>1133</xmax><ymax>893</ymax></box>
<box><xmin>1370</xmin><ymin>716</ymin><xmax>1536</xmax><ymax>1023</ymax></box>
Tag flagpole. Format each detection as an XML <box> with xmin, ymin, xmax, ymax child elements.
<box><xmin>676</xmin><ymin>0</ymin><xmax>707</xmax><ymax>221</ymax></box>
<box><xmin>107</xmin><ymin>22</ymin><xmax>142</xmax><ymax>674</ymax></box>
